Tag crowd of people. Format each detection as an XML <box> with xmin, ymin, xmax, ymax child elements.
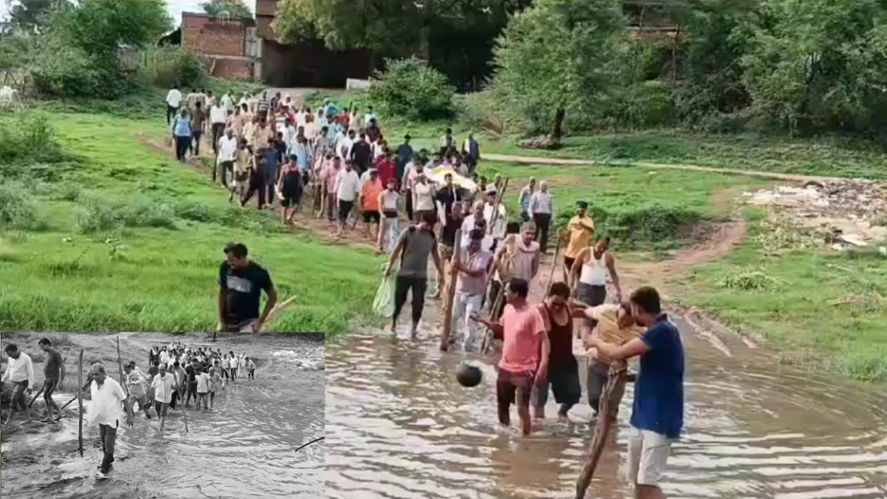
<box><xmin>163</xmin><ymin>87</ymin><xmax>683</xmax><ymax>498</ymax></box>
<box><xmin>1</xmin><ymin>338</ymin><xmax>259</xmax><ymax>480</ymax></box>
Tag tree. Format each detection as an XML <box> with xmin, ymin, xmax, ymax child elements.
<box><xmin>201</xmin><ymin>0</ymin><xmax>253</xmax><ymax>19</ymax></box>
<box><xmin>5</xmin><ymin>0</ymin><xmax>67</xmax><ymax>33</ymax></box>
<box><xmin>492</xmin><ymin>0</ymin><xmax>627</xmax><ymax>141</ymax></box>
<box><xmin>272</xmin><ymin>0</ymin><xmax>530</xmax><ymax>88</ymax></box>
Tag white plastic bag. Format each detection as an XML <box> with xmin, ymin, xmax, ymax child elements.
<box><xmin>373</xmin><ymin>273</ymin><xmax>395</xmax><ymax>318</ymax></box>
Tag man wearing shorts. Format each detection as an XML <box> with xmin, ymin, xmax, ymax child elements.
<box><xmin>151</xmin><ymin>363</ymin><xmax>177</xmax><ymax>432</ymax></box>
<box><xmin>531</xmin><ymin>282</ymin><xmax>581</xmax><ymax>420</ymax></box>
<box><xmin>563</xmin><ymin>201</ymin><xmax>595</xmax><ymax>277</ymax></box>
<box><xmin>1</xmin><ymin>343</ymin><xmax>35</xmax><ymax>425</ymax></box>
<box><xmin>473</xmin><ymin>278</ymin><xmax>550</xmax><ymax>436</ymax></box>
<box><xmin>587</xmin><ymin>286</ymin><xmax>684</xmax><ymax>498</ymax></box>
<box><xmin>38</xmin><ymin>338</ymin><xmax>64</xmax><ymax>421</ymax></box>
<box><xmin>335</xmin><ymin>159</ymin><xmax>360</xmax><ymax>237</ymax></box>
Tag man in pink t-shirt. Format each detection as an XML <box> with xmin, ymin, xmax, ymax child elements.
<box><xmin>474</xmin><ymin>277</ymin><xmax>550</xmax><ymax>435</ymax></box>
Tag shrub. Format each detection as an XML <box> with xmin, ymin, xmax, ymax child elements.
<box><xmin>0</xmin><ymin>112</ymin><xmax>59</xmax><ymax>163</ymax></box>
<box><xmin>145</xmin><ymin>46</ymin><xmax>206</xmax><ymax>88</ymax></box>
<box><xmin>0</xmin><ymin>183</ymin><xmax>45</xmax><ymax>230</ymax></box>
<box><xmin>175</xmin><ymin>201</ymin><xmax>215</xmax><ymax>223</ymax></box>
<box><xmin>555</xmin><ymin>203</ymin><xmax>701</xmax><ymax>247</ymax></box>
<box><xmin>368</xmin><ymin>57</ymin><xmax>455</xmax><ymax>121</ymax></box>
<box><xmin>77</xmin><ymin>197</ymin><xmax>177</xmax><ymax>233</ymax></box>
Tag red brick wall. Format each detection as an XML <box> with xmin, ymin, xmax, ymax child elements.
<box><xmin>183</xmin><ymin>15</ymin><xmax>245</xmax><ymax>57</ymax></box>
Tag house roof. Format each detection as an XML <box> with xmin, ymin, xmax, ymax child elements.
<box><xmin>181</xmin><ymin>12</ymin><xmax>256</xmax><ymax>27</ymax></box>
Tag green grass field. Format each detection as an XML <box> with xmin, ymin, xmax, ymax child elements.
<box><xmin>682</xmin><ymin>212</ymin><xmax>887</xmax><ymax>382</ymax></box>
<box><xmin>0</xmin><ymin>112</ymin><xmax>380</xmax><ymax>333</ymax></box>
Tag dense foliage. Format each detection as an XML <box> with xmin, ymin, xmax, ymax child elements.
<box><xmin>368</xmin><ymin>57</ymin><xmax>455</xmax><ymax>121</ymax></box>
<box><xmin>3</xmin><ymin>0</ymin><xmax>171</xmax><ymax>98</ymax></box>
<box><xmin>273</xmin><ymin>0</ymin><xmax>531</xmax><ymax>90</ymax></box>
<box><xmin>489</xmin><ymin>0</ymin><xmax>887</xmax><ymax>139</ymax></box>
<box><xmin>145</xmin><ymin>46</ymin><xmax>207</xmax><ymax>89</ymax></box>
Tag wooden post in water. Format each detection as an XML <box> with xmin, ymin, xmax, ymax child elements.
<box><xmin>77</xmin><ymin>349</ymin><xmax>84</xmax><ymax>457</ymax></box>
<box><xmin>575</xmin><ymin>362</ymin><xmax>627</xmax><ymax>498</ymax></box>
<box><xmin>440</xmin><ymin>229</ymin><xmax>462</xmax><ymax>351</ymax></box>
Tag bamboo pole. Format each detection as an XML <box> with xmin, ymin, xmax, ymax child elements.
<box><xmin>440</xmin><ymin>229</ymin><xmax>462</xmax><ymax>351</ymax></box>
<box><xmin>26</xmin><ymin>387</ymin><xmax>45</xmax><ymax>409</ymax></box>
<box><xmin>56</xmin><ymin>380</ymin><xmax>92</xmax><ymax>414</ymax></box>
<box><xmin>77</xmin><ymin>349</ymin><xmax>84</xmax><ymax>457</ymax></box>
<box><xmin>116</xmin><ymin>336</ymin><xmax>134</xmax><ymax>426</ymax></box>
<box><xmin>575</xmin><ymin>362</ymin><xmax>627</xmax><ymax>498</ymax></box>
<box><xmin>544</xmin><ymin>229</ymin><xmax>565</xmax><ymax>294</ymax></box>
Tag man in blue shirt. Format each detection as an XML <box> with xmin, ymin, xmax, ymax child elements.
<box><xmin>587</xmin><ymin>286</ymin><xmax>683</xmax><ymax>499</ymax></box>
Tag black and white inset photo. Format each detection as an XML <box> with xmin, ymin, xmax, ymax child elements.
<box><xmin>0</xmin><ymin>332</ymin><xmax>324</xmax><ymax>499</ymax></box>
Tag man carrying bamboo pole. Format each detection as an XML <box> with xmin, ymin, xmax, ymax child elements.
<box><xmin>37</xmin><ymin>338</ymin><xmax>64</xmax><ymax>421</ymax></box>
<box><xmin>583</xmin><ymin>287</ymin><xmax>684</xmax><ymax>499</ymax></box>
<box><xmin>87</xmin><ymin>362</ymin><xmax>133</xmax><ymax>480</ymax></box>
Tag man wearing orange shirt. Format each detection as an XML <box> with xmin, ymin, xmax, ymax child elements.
<box><xmin>360</xmin><ymin>169</ymin><xmax>383</xmax><ymax>239</ymax></box>
<box><xmin>563</xmin><ymin>201</ymin><xmax>595</xmax><ymax>276</ymax></box>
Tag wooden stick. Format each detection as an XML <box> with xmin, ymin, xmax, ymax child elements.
<box><xmin>480</xmin><ymin>282</ymin><xmax>507</xmax><ymax>355</ymax></box>
<box><xmin>294</xmin><ymin>436</ymin><xmax>325</xmax><ymax>454</ymax></box>
<box><xmin>544</xmin><ymin>229</ymin><xmax>565</xmax><ymax>294</ymax></box>
<box><xmin>78</xmin><ymin>349</ymin><xmax>84</xmax><ymax>457</ymax></box>
<box><xmin>116</xmin><ymin>336</ymin><xmax>134</xmax><ymax>426</ymax></box>
<box><xmin>259</xmin><ymin>295</ymin><xmax>297</xmax><ymax>332</ymax></box>
<box><xmin>575</xmin><ymin>362</ymin><xmax>627</xmax><ymax>498</ymax></box>
<box><xmin>486</xmin><ymin>177</ymin><xmax>509</xmax><ymax>237</ymax></box>
<box><xmin>27</xmin><ymin>386</ymin><xmax>45</xmax><ymax>408</ymax></box>
<box><xmin>56</xmin><ymin>380</ymin><xmax>92</xmax><ymax>414</ymax></box>
<box><xmin>440</xmin><ymin>229</ymin><xmax>462</xmax><ymax>351</ymax></box>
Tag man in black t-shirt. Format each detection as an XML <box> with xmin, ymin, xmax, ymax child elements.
<box><xmin>349</xmin><ymin>132</ymin><xmax>373</xmax><ymax>174</ymax></box>
<box><xmin>184</xmin><ymin>360</ymin><xmax>199</xmax><ymax>407</ymax></box>
<box><xmin>217</xmin><ymin>243</ymin><xmax>278</xmax><ymax>332</ymax></box>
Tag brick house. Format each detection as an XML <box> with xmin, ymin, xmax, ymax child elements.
<box><xmin>181</xmin><ymin>0</ymin><xmax>371</xmax><ymax>86</ymax></box>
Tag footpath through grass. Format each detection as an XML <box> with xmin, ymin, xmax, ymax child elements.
<box><xmin>0</xmin><ymin>111</ymin><xmax>380</xmax><ymax>333</ymax></box>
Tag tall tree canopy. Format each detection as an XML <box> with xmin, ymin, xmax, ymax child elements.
<box><xmin>5</xmin><ymin>0</ymin><xmax>67</xmax><ymax>32</ymax></box>
<box><xmin>272</xmin><ymin>0</ymin><xmax>531</xmax><ymax>89</ymax></box>
<box><xmin>201</xmin><ymin>0</ymin><xmax>253</xmax><ymax>19</ymax></box>
<box><xmin>492</xmin><ymin>0</ymin><xmax>627</xmax><ymax>140</ymax></box>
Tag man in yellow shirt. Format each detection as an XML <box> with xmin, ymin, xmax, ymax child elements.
<box><xmin>563</xmin><ymin>201</ymin><xmax>595</xmax><ymax>275</ymax></box>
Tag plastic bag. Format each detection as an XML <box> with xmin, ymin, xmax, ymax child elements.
<box><xmin>373</xmin><ymin>273</ymin><xmax>395</xmax><ymax>318</ymax></box>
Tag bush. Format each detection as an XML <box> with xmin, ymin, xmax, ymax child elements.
<box><xmin>78</xmin><ymin>197</ymin><xmax>177</xmax><ymax>233</ymax></box>
<box><xmin>29</xmin><ymin>43</ymin><xmax>123</xmax><ymax>98</ymax></box>
<box><xmin>0</xmin><ymin>183</ymin><xmax>45</xmax><ymax>231</ymax></box>
<box><xmin>368</xmin><ymin>57</ymin><xmax>455</xmax><ymax>121</ymax></box>
<box><xmin>0</xmin><ymin>112</ymin><xmax>59</xmax><ymax>163</ymax></box>
<box><xmin>555</xmin><ymin>203</ymin><xmax>701</xmax><ymax>247</ymax></box>
<box><xmin>145</xmin><ymin>47</ymin><xmax>206</xmax><ymax>88</ymax></box>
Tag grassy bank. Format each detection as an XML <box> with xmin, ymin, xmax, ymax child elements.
<box><xmin>0</xmin><ymin>111</ymin><xmax>380</xmax><ymax>332</ymax></box>
<box><xmin>681</xmin><ymin>211</ymin><xmax>887</xmax><ymax>382</ymax></box>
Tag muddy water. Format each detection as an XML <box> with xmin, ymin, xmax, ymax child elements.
<box><xmin>1</xmin><ymin>341</ymin><xmax>324</xmax><ymax>499</ymax></box>
<box><xmin>325</xmin><ymin>314</ymin><xmax>887</xmax><ymax>498</ymax></box>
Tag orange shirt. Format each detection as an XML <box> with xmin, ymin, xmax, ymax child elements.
<box><xmin>362</xmin><ymin>179</ymin><xmax>383</xmax><ymax>211</ymax></box>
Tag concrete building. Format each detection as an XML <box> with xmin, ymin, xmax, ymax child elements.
<box><xmin>181</xmin><ymin>0</ymin><xmax>370</xmax><ymax>86</ymax></box>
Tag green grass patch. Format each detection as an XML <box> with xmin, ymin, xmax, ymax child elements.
<box><xmin>684</xmin><ymin>219</ymin><xmax>887</xmax><ymax>382</ymax></box>
<box><xmin>0</xmin><ymin>110</ymin><xmax>382</xmax><ymax>332</ymax></box>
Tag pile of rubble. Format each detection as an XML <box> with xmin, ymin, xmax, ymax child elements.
<box><xmin>744</xmin><ymin>179</ymin><xmax>887</xmax><ymax>249</ymax></box>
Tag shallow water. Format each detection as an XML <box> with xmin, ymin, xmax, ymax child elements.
<box><xmin>324</xmin><ymin>313</ymin><xmax>887</xmax><ymax>498</ymax></box>
<box><xmin>0</xmin><ymin>339</ymin><xmax>324</xmax><ymax>499</ymax></box>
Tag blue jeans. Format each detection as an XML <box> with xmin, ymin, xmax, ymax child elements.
<box><xmin>175</xmin><ymin>135</ymin><xmax>190</xmax><ymax>161</ymax></box>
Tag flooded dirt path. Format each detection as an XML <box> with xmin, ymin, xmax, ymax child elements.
<box><xmin>325</xmin><ymin>311</ymin><xmax>887</xmax><ymax>498</ymax></box>
<box><xmin>1</xmin><ymin>336</ymin><xmax>324</xmax><ymax>499</ymax></box>
<box><xmin>325</xmin><ymin>248</ymin><xmax>887</xmax><ymax>498</ymax></box>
